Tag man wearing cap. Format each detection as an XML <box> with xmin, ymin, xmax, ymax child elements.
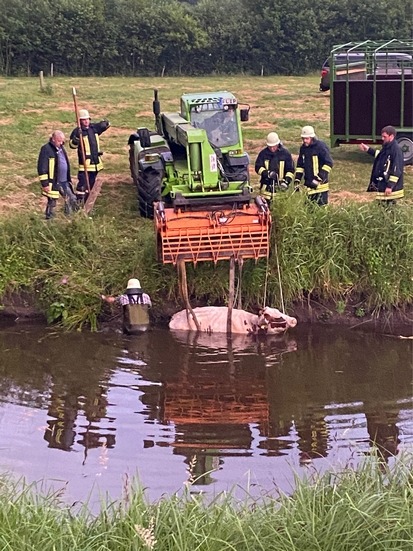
<box><xmin>294</xmin><ymin>125</ymin><xmax>333</xmax><ymax>206</ymax></box>
<box><xmin>255</xmin><ymin>132</ymin><xmax>295</xmax><ymax>202</ymax></box>
<box><xmin>69</xmin><ymin>109</ymin><xmax>110</xmax><ymax>203</ymax></box>
<box><xmin>101</xmin><ymin>278</ymin><xmax>152</xmax><ymax>334</ymax></box>
<box><xmin>37</xmin><ymin>130</ymin><xmax>78</xmax><ymax>219</ymax></box>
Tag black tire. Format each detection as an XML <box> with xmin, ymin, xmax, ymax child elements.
<box><xmin>397</xmin><ymin>136</ymin><xmax>413</xmax><ymax>166</ymax></box>
<box><xmin>137</xmin><ymin>167</ymin><xmax>163</xmax><ymax>219</ymax></box>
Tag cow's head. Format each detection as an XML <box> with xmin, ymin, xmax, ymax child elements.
<box><xmin>257</xmin><ymin>306</ymin><xmax>297</xmax><ymax>334</ymax></box>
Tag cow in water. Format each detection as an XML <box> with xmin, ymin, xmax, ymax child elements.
<box><xmin>169</xmin><ymin>306</ymin><xmax>297</xmax><ymax>335</ymax></box>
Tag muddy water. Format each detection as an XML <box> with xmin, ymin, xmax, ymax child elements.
<box><xmin>0</xmin><ymin>321</ymin><xmax>411</xmax><ymax>510</ymax></box>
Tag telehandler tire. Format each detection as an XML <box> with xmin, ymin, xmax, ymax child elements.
<box><xmin>137</xmin><ymin>167</ymin><xmax>163</xmax><ymax>218</ymax></box>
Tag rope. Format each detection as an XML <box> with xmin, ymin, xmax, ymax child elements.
<box><xmin>263</xmin><ymin>252</ymin><xmax>270</xmax><ymax>309</ymax></box>
<box><xmin>273</xmin><ymin>236</ymin><xmax>285</xmax><ymax>314</ymax></box>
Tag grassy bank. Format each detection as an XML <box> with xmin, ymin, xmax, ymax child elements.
<box><xmin>0</xmin><ymin>76</ymin><xmax>412</xmax><ymax>328</ymax></box>
<box><xmin>1</xmin><ymin>455</ymin><xmax>413</xmax><ymax>550</ymax></box>
<box><xmin>1</xmin><ymin>195</ymin><xmax>412</xmax><ymax>329</ymax></box>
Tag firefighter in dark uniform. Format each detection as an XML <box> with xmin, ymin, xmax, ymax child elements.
<box><xmin>359</xmin><ymin>125</ymin><xmax>404</xmax><ymax>204</ymax></box>
<box><xmin>101</xmin><ymin>278</ymin><xmax>152</xmax><ymax>334</ymax></box>
<box><xmin>294</xmin><ymin>125</ymin><xmax>333</xmax><ymax>206</ymax></box>
<box><xmin>255</xmin><ymin>132</ymin><xmax>295</xmax><ymax>203</ymax></box>
<box><xmin>69</xmin><ymin>109</ymin><xmax>110</xmax><ymax>203</ymax></box>
<box><xmin>37</xmin><ymin>130</ymin><xmax>77</xmax><ymax>219</ymax></box>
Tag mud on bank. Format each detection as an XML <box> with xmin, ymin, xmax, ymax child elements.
<box><xmin>2</xmin><ymin>290</ymin><xmax>412</xmax><ymax>336</ymax></box>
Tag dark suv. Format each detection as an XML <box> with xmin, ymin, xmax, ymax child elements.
<box><xmin>319</xmin><ymin>53</ymin><xmax>365</xmax><ymax>92</ymax></box>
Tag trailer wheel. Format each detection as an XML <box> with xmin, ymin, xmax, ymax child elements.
<box><xmin>397</xmin><ymin>136</ymin><xmax>413</xmax><ymax>166</ymax></box>
<box><xmin>137</xmin><ymin>167</ymin><xmax>163</xmax><ymax>219</ymax></box>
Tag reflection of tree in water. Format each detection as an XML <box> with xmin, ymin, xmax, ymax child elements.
<box><xmin>0</xmin><ymin>326</ymin><xmax>118</xmax><ymax>458</ymax></box>
<box><xmin>257</xmin><ymin>328</ymin><xmax>412</xmax><ymax>465</ymax></box>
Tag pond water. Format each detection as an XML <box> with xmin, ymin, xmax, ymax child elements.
<box><xmin>0</xmin><ymin>321</ymin><xmax>411</xmax><ymax>510</ymax></box>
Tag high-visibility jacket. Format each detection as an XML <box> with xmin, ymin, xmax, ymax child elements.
<box><xmin>255</xmin><ymin>144</ymin><xmax>295</xmax><ymax>200</ymax></box>
<box><xmin>366</xmin><ymin>139</ymin><xmax>404</xmax><ymax>201</ymax></box>
<box><xmin>37</xmin><ymin>140</ymin><xmax>71</xmax><ymax>199</ymax></box>
<box><xmin>69</xmin><ymin>120</ymin><xmax>110</xmax><ymax>172</ymax></box>
<box><xmin>295</xmin><ymin>139</ymin><xmax>333</xmax><ymax>196</ymax></box>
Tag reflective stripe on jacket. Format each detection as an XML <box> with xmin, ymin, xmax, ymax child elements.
<box><xmin>295</xmin><ymin>139</ymin><xmax>333</xmax><ymax>195</ymax></box>
<box><xmin>37</xmin><ymin>140</ymin><xmax>71</xmax><ymax>198</ymax></box>
<box><xmin>69</xmin><ymin>121</ymin><xmax>109</xmax><ymax>172</ymax></box>
<box><xmin>367</xmin><ymin>140</ymin><xmax>404</xmax><ymax>201</ymax></box>
<box><xmin>255</xmin><ymin>145</ymin><xmax>295</xmax><ymax>185</ymax></box>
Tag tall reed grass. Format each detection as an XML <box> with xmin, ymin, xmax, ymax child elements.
<box><xmin>1</xmin><ymin>454</ymin><xmax>412</xmax><ymax>550</ymax></box>
<box><xmin>0</xmin><ymin>192</ymin><xmax>412</xmax><ymax>329</ymax></box>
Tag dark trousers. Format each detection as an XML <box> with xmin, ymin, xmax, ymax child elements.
<box><xmin>45</xmin><ymin>182</ymin><xmax>78</xmax><ymax>219</ymax></box>
<box><xmin>76</xmin><ymin>172</ymin><xmax>97</xmax><ymax>194</ymax></box>
<box><xmin>308</xmin><ymin>191</ymin><xmax>328</xmax><ymax>206</ymax></box>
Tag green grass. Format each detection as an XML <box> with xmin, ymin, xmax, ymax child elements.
<box><xmin>0</xmin><ymin>75</ymin><xmax>412</xmax><ymax>328</ymax></box>
<box><xmin>1</xmin><ymin>454</ymin><xmax>412</xmax><ymax>550</ymax></box>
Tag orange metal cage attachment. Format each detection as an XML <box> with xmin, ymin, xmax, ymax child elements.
<box><xmin>154</xmin><ymin>202</ymin><xmax>272</xmax><ymax>265</ymax></box>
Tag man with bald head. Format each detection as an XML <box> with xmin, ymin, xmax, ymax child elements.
<box><xmin>37</xmin><ymin>130</ymin><xmax>77</xmax><ymax>219</ymax></box>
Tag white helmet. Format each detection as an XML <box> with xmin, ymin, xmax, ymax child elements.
<box><xmin>301</xmin><ymin>125</ymin><xmax>315</xmax><ymax>138</ymax></box>
<box><xmin>266</xmin><ymin>132</ymin><xmax>280</xmax><ymax>146</ymax></box>
<box><xmin>127</xmin><ymin>278</ymin><xmax>141</xmax><ymax>289</ymax></box>
<box><xmin>79</xmin><ymin>109</ymin><xmax>90</xmax><ymax>120</ymax></box>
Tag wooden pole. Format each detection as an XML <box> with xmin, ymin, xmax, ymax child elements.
<box><xmin>39</xmin><ymin>71</ymin><xmax>45</xmax><ymax>91</ymax></box>
<box><xmin>72</xmin><ymin>87</ymin><xmax>90</xmax><ymax>194</ymax></box>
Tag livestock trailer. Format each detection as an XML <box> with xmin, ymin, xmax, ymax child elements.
<box><xmin>330</xmin><ymin>39</ymin><xmax>413</xmax><ymax>164</ymax></box>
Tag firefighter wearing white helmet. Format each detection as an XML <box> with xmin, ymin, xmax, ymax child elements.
<box><xmin>294</xmin><ymin>125</ymin><xmax>333</xmax><ymax>205</ymax></box>
<box><xmin>69</xmin><ymin>107</ymin><xmax>110</xmax><ymax>204</ymax></box>
<box><xmin>301</xmin><ymin>125</ymin><xmax>316</xmax><ymax>138</ymax></box>
<box><xmin>101</xmin><ymin>278</ymin><xmax>152</xmax><ymax>334</ymax></box>
<box><xmin>255</xmin><ymin>131</ymin><xmax>295</xmax><ymax>203</ymax></box>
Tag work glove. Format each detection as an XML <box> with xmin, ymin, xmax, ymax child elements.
<box><xmin>268</xmin><ymin>171</ymin><xmax>277</xmax><ymax>180</ymax></box>
<box><xmin>102</xmin><ymin>119</ymin><xmax>110</xmax><ymax>129</ymax></box>
<box><xmin>294</xmin><ymin>179</ymin><xmax>301</xmax><ymax>192</ymax></box>
<box><xmin>261</xmin><ymin>169</ymin><xmax>269</xmax><ymax>179</ymax></box>
<box><xmin>279</xmin><ymin>180</ymin><xmax>288</xmax><ymax>191</ymax></box>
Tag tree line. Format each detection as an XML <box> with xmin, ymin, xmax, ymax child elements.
<box><xmin>0</xmin><ymin>0</ymin><xmax>411</xmax><ymax>76</ymax></box>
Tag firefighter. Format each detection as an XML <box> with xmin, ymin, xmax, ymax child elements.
<box><xmin>37</xmin><ymin>130</ymin><xmax>77</xmax><ymax>219</ymax></box>
<box><xmin>359</xmin><ymin>125</ymin><xmax>404</xmax><ymax>204</ymax></box>
<box><xmin>294</xmin><ymin>125</ymin><xmax>333</xmax><ymax>206</ymax></box>
<box><xmin>69</xmin><ymin>109</ymin><xmax>110</xmax><ymax>203</ymax></box>
<box><xmin>101</xmin><ymin>278</ymin><xmax>152</xmax><ymax>334</ymax></box>
<box><xmin>255</xmin><ymin>132</ymin><xmax>295</xmax><ymax>203</ymax></box>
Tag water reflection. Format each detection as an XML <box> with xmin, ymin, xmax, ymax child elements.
<box><xmin>0</xmin><ymin>321</ymin><xmax>411</xmax><ymax>506</ymax></box>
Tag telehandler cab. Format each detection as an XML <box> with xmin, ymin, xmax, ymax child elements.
<box><xmin>128</xmin><ymin>90</ymin><xmax>271</xmax><ymax>266</ymax></box>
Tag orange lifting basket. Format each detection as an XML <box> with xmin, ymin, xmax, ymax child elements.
<box><xmin>154</xmin><ymin>200</ymin><xmax>272</xmax><ymax>265</ymax></box>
